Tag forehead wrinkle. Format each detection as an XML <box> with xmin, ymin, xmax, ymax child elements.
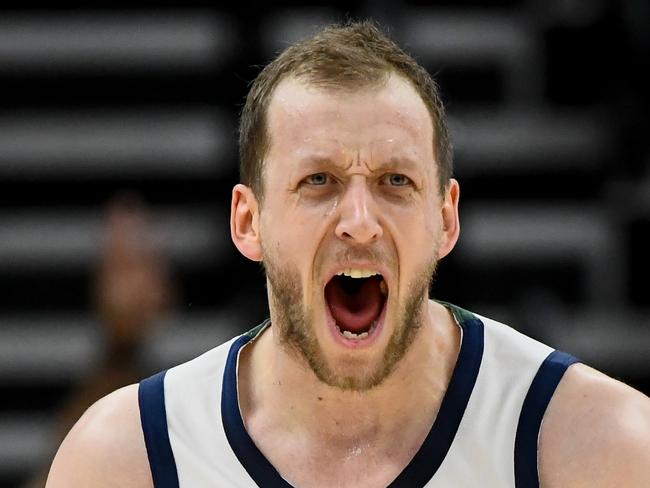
<box><xmin>345</xmin><ymin>149</ymin><xmax>369</xmax><ymax>172</ymax></box>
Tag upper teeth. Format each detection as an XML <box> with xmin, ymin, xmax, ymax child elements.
<box><xmin>337</xmin><ymin>268</ymin><xmax>379</xmax><ymax>278</ymax></box>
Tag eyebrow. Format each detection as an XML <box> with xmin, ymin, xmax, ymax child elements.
<box><xmin>378</xmin><ymin>156</ymin><xmax>422</xmax><ymax>172</ymax></box>
<box><xmin>297</xmin><ymin>155</ymin><xmax>340</xmax><ymax>168</ymax></box>
<box><xmin>296</xmin><ymin>155</ymin><xmax>423</xmax><ymax>172</ymax></box>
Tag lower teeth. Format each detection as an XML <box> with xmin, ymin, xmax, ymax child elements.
<box><xmin>336</xmin><ymin>319</ymin><xmax>377</xmax><ymax>340</ymax></box>
<box><xmin>343</xmin><ymin>330</ymin><xmax>368</xmax><ymax>339</ymax></box>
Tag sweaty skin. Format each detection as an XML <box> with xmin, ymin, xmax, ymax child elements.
<box><xmin>45</xmin><ymin>75</ymin><xmax>650</xmax><ymax>488</ymax></box>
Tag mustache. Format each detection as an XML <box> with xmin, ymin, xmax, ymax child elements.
<box><xmin>325</xmin><ymin>245</ymin><xmax>394</xmax><ymax>268</ymax></box>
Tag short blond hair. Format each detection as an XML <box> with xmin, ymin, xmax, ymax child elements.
<box><xmin>238</xmin><ymin>20</ymin><xmax>453</xmax><ymax>200</ymax></box>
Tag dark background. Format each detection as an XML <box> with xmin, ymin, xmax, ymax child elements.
<box><xmin>0</xmin><ymin>1</ymin><xmax>648</xmax><ymax>486</ymax></box>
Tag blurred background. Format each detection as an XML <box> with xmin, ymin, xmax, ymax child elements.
<box><xmin>0</xmin><ymin>0</ymin><xmax>648</xmax><ymax>486</ymax></box>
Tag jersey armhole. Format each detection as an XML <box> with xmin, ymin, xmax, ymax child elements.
<box><xmin>514</xmin><ymin>350</ymin><xmax>579</xmax><ymax>488</ymax></box>
<box><xmin>138</xmin><ymin>370</ymin><xmax>180</xmax><ymax>488</ymax></box>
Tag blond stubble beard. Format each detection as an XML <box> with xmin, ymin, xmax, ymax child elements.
<box><xmin>262</xmin><ymin>247</ymin><xmax>438</xmax><ymax>392</ymax></box>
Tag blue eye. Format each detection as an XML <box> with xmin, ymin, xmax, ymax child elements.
<box><xmin>387</xmin><ymin>174</ymin><xmax>411</xmax><ymax>186</ymax></box>
<box><xmin>306</xmin><ymin>173</ymin><xmax>329</xmax><ymax>185</ymax></box>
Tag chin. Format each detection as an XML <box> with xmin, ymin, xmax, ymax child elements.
<box><xmin>312</xmin><ymin>304</ymin><xmax>415</xmax><ymax>392</ymax></box>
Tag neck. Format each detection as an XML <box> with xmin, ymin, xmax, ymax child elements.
<box><xmin>239</xmin><ymin>300</ymin><xmax>460</xmax><ymax>451</ymax></box>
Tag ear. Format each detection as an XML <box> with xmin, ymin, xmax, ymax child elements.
<box><xmin>437</xmin><ymin>178</ymin><xmax>460</xmax><ymax>260</ymax></box>
<box><xmin>230</xmin><ymin>184</ymin><xmax>263</xmax><ymax>262</ymax></box>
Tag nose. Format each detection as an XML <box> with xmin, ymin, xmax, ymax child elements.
<box><xmin>334</xmin><ymin>179</ymin><xmax>383</xmax><ymax>244</ymax></box>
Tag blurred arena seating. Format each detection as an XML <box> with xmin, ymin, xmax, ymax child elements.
<box><xmin>0</xmin><ymin>1</ymin><xmax>648</xmax><ymax>486</ymax></box>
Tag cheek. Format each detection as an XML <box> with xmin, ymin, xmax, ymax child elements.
<box><xmin>262</xmin><ymin>206</ymin><xmax>328</xmax><ymax>267</ymax></box>
<box><xmin>322</xmin><ymin>196</ymin><xmax>340</xmax><ymax>218</ymax></box>
<box><xmin>284</xmin><ymin>200</ymin><xmax>336</xmax><ymax>243</ymax></box>
<box><xmin>294</xmin><ymin>191</ymin><xmax>342</xmax><ymax>222</ymax></box>
<box><xmin>382</xmin><ymin>200</ymin><xmax>437</xmax><ymax>236</ymax></box>
<box><xmin>384</xmin><ymin>204</ymin><xmax>441</xmax><ymax>269</ymax></box>
<box><xmin>420</xmin><ymin>200</ymin><xmax>444</xmax><ymax>240</ymax></box>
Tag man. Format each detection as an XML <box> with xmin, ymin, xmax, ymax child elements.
<box><xmin>46</xmin><ymin>21</ymin><xmax>650</xmax><ymax>488</ymax></box>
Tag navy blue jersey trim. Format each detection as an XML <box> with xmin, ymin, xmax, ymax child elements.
<box><xmin>138</xmin><ymin>370</ymin><xmax>180</xmax><ymax>488</ymax></box>
<box><xmin>222</xmin><ymin>334</ymin><xmax>293</xmax><ymax>487</ymax></box>
<box><xmin>222</xmin><ymin>306</ymin><xmax>484</xmax><ymax>488</ymax></box>
<box><xmin>514</xmin><ymin>350</ymin><xmax>579</xmax><ymax>488</ymax></box>
<box><xmin>388</xmin><ymin>310</ymin><xmax>484</xmax><ymax>487</ymax></box>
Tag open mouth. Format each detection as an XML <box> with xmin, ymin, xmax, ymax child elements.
<box><xmin>324</xmin><ymin>271</ymin><xmax>388</xmax><ymax>343</ymax></box>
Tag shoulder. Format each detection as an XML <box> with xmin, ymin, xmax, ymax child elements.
<box><xmin>539</xmin><ymin>362</ymin><xmax>650</xmax><ymax>488</ymax></box>
<box><xmin>46</xmin><ymin>384</ymin><xmax>153</xmax><ymax>488</ymax></box>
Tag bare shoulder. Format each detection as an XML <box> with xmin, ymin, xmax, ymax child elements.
<box><xmin>539</xmin><ymin>363</ymin><xmax>650</xmax><ymax>488</ymax></box>
<box><xmin>46</xmin><ymin>384</ymin><xmax>153</xmax><ymax>488</ymax></box>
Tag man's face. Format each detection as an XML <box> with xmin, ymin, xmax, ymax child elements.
<box><xmin>258</xmin><ymin>74</ymin><xmax>451</xmax><ymax>391</ymax></box>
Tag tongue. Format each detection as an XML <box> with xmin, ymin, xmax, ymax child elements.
<box><xmin>325</xmin><ymin>277</ymin><xmax>384</xmax><ymax>333</ymax></box>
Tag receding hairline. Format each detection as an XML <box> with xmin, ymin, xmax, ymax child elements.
<box><xmin>260</xmin><ymin>71</ymin><xmax>441</xmax><ymax>181</ymax></box>
<box><xmin>238</xmin><ymin>20</ymin><xmax>454</xmax><ymax>202</ymax></box>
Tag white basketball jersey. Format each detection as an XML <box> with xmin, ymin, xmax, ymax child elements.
<box><xmin>138</xmin><ymin>302</ymin><xmax>578</xmax><ymax>488</ymax></box>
